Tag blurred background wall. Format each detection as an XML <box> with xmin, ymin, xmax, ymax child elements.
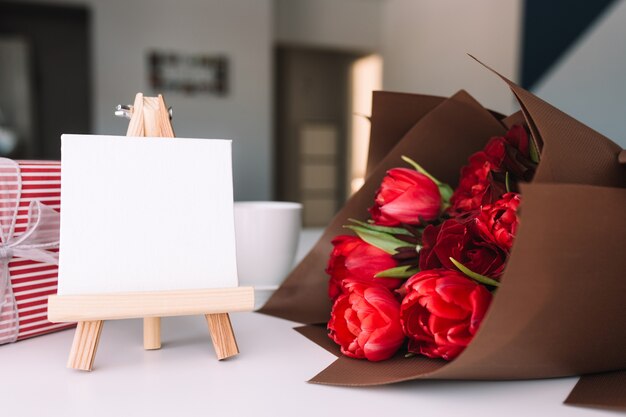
<box><xmin>532</xmin><ymin>0</ymin><xmax>626</xmax><ymax>148</ymax></box>
<box><xmin>1</xmin><ymin>0</ymin><xmax>273</xmax><ymax>200</ymax></box>
<box><xmin>382</xmin><ymin>0</ymin><xmax>522</xmax><ymax>115</ymax></box>
<box><xmin>1</xmin><ymin>0</ymin><xmax>624</xmax><ymax>222</ymax></box>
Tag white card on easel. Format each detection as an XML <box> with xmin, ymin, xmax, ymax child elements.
<box><xmin>58</xmin><ymin>134</ymin><xmax>239</xmax><ymax>295</ymax></box>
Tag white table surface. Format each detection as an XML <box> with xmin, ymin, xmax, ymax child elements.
<box><xmin>0</xmin><ymin>230</ymin><xmax>616</xmax><ymax>417</ymax></box>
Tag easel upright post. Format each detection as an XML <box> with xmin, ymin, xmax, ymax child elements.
<box><xmin>123</xmin><ymin>93</ymin><xmax>175</xmax><ymax>350</ymax></box>
<box><xmin>143</xmin><ymin>317</ymin><xmax>161</xmax><ymax>350</ymax></box>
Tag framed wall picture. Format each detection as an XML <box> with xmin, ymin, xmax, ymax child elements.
<box><xmin>148</xmin><ymin>51</ymin><xmax>228</xmax><ymax>96</ymax></box>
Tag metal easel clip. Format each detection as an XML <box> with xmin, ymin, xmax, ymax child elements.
<box><xmin>114</xmin><ymin>104</ymin><xmax>173</xmax><ymax>120</ymax></box>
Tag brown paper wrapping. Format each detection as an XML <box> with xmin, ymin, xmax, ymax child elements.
<box><xmin>260</xmin><ymin>60</ymin><xmax>626</xmax><ymax>409</ymax></box>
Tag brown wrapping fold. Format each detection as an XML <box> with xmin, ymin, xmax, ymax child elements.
<box><xmin>471</xmin><ymin>55</ymin><xmax>624</xmax><ymax>189</ymax></box>
<box><xmin>260</xmin><ymin>90</ymin><xmax>506</xmax><ymax>323</ymax></box>
<box><xmin>366</xmin><ymin>93</ymin><xmax>445</xmax><ymax>177</ymax></box>
<box><xmin>565</xmin><ymin>371</ymin><xmax>626</xmax><ymax>411</ymax></box>
<box><xmin>259</xmin><ymin>59</ymin><xmax>626</xmax><ymax>409</ymax></box>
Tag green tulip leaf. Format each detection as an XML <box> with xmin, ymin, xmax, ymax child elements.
<box><xmin>347</xmin><ymin>219</ymin><xmax>412</xmax><ymax>236</ymax></box>
<box><xmin>529</xmin><ymin>136</ymin><xmax>541</xmax><ymax>163</ymax></box>
<box><xmin>344</xmin><ymin>225</ymin><xmax>408</xmax><ymax>254</ymax></box>
<box><xmin>375</xmin><ymin>265</ymin><xmax>418</xmax><ymax>279</ymax></box>
<box><xmin>449</xmin><ymin>257</ymin><xmax>500</xmax><ymax>287</ymax></box>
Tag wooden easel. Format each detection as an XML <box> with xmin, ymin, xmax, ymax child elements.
<box><xmin>47</xmin><ymin>93</ymin><xmax>254</xmax><ymax>371</ymax></box>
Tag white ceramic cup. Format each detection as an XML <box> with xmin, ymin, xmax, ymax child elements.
<box><xmin>233</xmin><ymin>201</ymin><xmax>302</xmax><ymax>288</ymax></box>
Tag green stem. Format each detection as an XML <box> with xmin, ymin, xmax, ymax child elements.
<box><xmin>505</xmin><ymin>171</ymin><xmax>512</xmax><ymax>193</ymax></box>
<box><xmin>401</xmin><ymin>155</ymin><xmax>440</xmax><ymax>185</ymax></box>
<box><xmin>529</xmin><ymin>136</ymin><xmax>541</xmax><ymax>163</ymax></box>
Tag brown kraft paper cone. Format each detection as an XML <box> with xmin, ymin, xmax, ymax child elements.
<box><xmin>259</xmin><ymin>58</ymin><xmax>626</xmax><ymax>409</ymax></box>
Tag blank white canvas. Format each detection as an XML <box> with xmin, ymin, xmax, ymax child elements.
<box><xmin>58</xmin><ymin>135</ymin><xmax>239</xmax><ymax>295</ymax></box>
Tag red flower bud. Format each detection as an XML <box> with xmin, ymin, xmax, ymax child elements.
<box><xmin>329</xmin><ymin>279</ymin><xmax>405</xmax><ymax>361</ymax></box>
<box><xmin>369</xmin><ymin>168</ymin><xmax>441</xmax><ymax>226</ymax></box>
<box><xmin>400</xmin><ymin>269</ymin><xmax>492</xmax><ymax>361</ymax></box>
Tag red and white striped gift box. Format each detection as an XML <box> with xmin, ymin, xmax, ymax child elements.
<box><xmin>0</xmin><ymin>160</ymin><xmax>74</xmax><ymax>343</ymax></box>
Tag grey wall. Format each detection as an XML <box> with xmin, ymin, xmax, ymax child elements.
<box><xmin>381</xmin><ymin>0</ymin><xmax>523</xmax><ymax>115</ymax></box>
<box><xmin>274</xmin><ymin>0</ymin><xmax>382</xmax><ymax>52</ymax></box>
<box><xmin>18</xmin><ymin>0</ymin><xmax>274</xmax><ymax>200</ymax></box>
<box><xmin>379</xmin><ymin>0</ymin><xmax>626</xmax><ymax>148</ymax></box>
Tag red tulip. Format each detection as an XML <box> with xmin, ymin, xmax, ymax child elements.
<box><xmin>369</xmin><ymin>168</ymin><xmax>441</xmax><ymax>226</ymax></box>
<box><xmin>449</xmin><ymin>137</ymin><xmax>506</xmax><ymax>215</ymax></box>
<box><xmin>419</xmin><ymin>219</ymin><xmax>507</xmax><ymax>279</ymax></box>
<box><xmin>473</xmin><ymin>192</ymin><xmax>521</xmax><ymax>252</ymax></box>
<box><xmin>449</xmin><ymin>125</ymin><xmax>534</xmax><ymax>216</ymax></box>
<box><xmin>329</xmin><ymin>279</ymin><xmax>405</xmax><ymax>361</ymax></box>
<box><xmin>326</xmin><ymin>235</ymin><xmax>402</xmax><ymax>300</ymax></box>
<box><xmin>400</xmin><ymin>269</ymin><xmax>492</xmax><ymax>361</ymax></box>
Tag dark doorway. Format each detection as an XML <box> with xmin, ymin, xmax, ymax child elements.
<box><xmin>0</xmin><ymin>2</ymin><xmax>91</xmax><ymax>159</ymax></box>
<box><xmin>274</xmin><ymin>46</ymin><xmax>362</xmax><ymax>227</ymax></box>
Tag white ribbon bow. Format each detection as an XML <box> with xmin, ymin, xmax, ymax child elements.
<box><xmin>0</xmin><ymin>158</ymin><xmax>60</xmax><ymax>344</ymax></box>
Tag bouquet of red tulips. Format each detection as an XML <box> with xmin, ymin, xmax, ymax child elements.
<box><xmin>327</xmin><ymin>125</ymin><xmax>537</xmax><ymax>362</ymax></box>
<box><xmin>261</xmin><ymin>59</ymin><xmax>626</xmax><ymax>410</ymax></box>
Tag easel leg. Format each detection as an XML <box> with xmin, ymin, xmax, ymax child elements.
<box><xmin>143</xmin><ymin>317</ymin><xmax>161</xmax><ymax>350</ymax></box>
<box><xmin>205</xmin><ymin>313</ymin><xmax>239</xmax><ymax>360</ymax></box>
<box><xmin>67</xmin><ymin>320</ymin><xmax>103</xmax><ymax>371</ymax></box>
